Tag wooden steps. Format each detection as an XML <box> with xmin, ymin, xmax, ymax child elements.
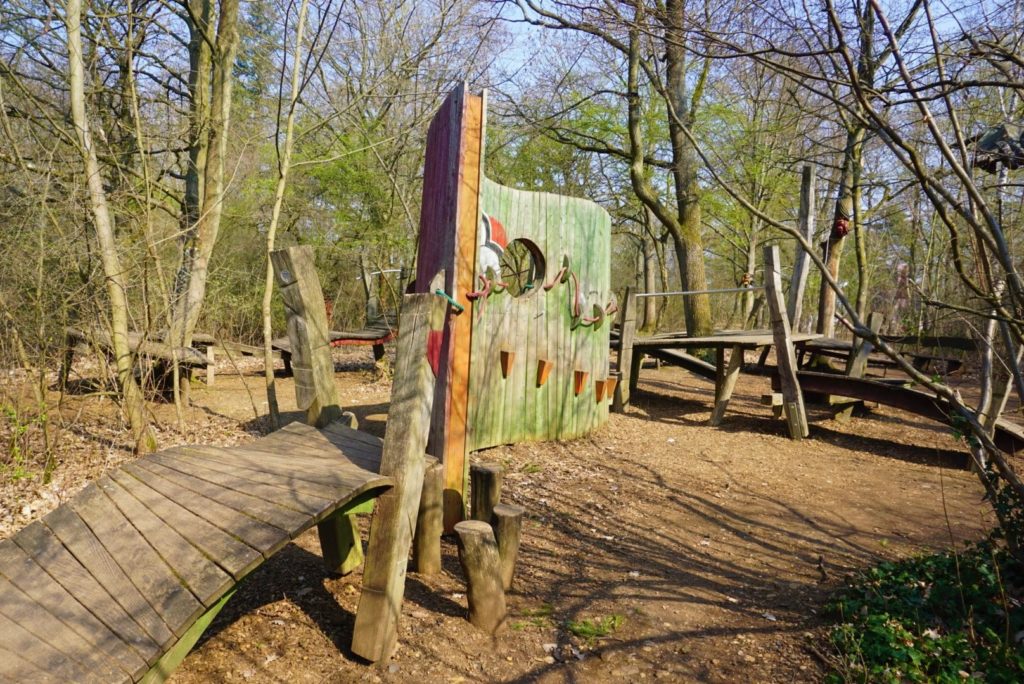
<box><xmin>0</xmin><ymin>421</ymin><xmax>390</xmax><ymax>683</ymax></box>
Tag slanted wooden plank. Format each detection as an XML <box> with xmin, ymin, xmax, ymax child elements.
<box><xmin>0</xmin><ymin>609</ymin><xmax>96</xmax><ymax>683</ymax></box>
<box><xmin>0</xmin><ymin>575</ymin><xmax>124</xmax><ymax>682</ymax></box>
<box><xmin>764</xmin><ymin>245</ymin><xmax>809</xmax><ymax>439</ymax></box>
<box><xmin>612</xmin><ymin>287</ymin><xmax>637</xmax><ymax>412</ymax></box>
<box><xmin>233</xmin><ymin>435</ymin><xmax>381</xmax><ymax>474</ymax></box>
<box><xmin>108</xmin><ymin>470</ymin><xmax>261</xmax><ymax>581</ymax></box>
<box><xmin>97</xmin><ymin>477</ymin><xmax>233</xmax><ymax>606</ymax></box>
<box><xmin>281</xmin><ymin>420</ymin><xmax>387</xmax><ymax>457</ymax></box>
<box><xmin>709</xmin><ymin>345</ymin><xmax>744</xmax><ymax>426</ymax></box>
<box><xmin>43</xmin><ymin>504</ymin><xmax>174</xmax><ymax>649</ymax></box>
<box><xmin>183</xmin><ymin>445</ymin><xmax>382</xmax><ymax>497</ymax></box>
<box><xmin>786</xmin><ymin>164</ymin><xmax>815</xmax><ymax>330</ymax></box>
<box><xmin>123</xmin><ymin>462</ymin><xmax>289</xmax><ymax>557</ymax></box>
<box><xmin>0</xmin><ymin>642</ymin><xmax>64</xmax><ymax>684</ymax></box>
<box><xmin>148</xmin><ymin>450</ymin><xmax>330</xmax><ymax>518</ymax></box>
<box><xmin>352</xmin><ymin>294</ymin><xmax>439</xmax><ymax>662</ymax></box>
<box><xmin>0</xmin><ymin>538</ymin><xmax>147</xmax><ymax>678</ymax></box>
<box><xmin>13</xmin><ymin>520</ymin><xmax>161</xmax><ymax>666</ymax></box>
<box><xmin>271</xmin><ymin>245</ymin><xmax>344</xmax><ymax>427</ymax></box>
<box><xmin>134</xmin><ymin>460</ymin><xmax>309</xmax><ymax>533</ymax></box>
<box><xmin>69</xmin><ymin>482</ymin><xmax>204</xmax><ymax>637</ymax></box>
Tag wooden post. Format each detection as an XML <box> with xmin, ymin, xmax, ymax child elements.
<box><xmin>834</xmin><ymin>311</ymin><xmax>883</xmax><ymax>420</ymax></box>
<box><xmin>205</xmin><ymin>345</ymin><xmax>215</xmax><ymax>386</ymax></box>
<box><xmin>470</xmin><ymin>462</ymin><xmax>503</xmax><ymax>523</ymax></box>
<box><xmin>763</xmin><ymin>245</ymin><xmax>809</xmax><ymax>439</ymax></box>
<box><xmin>612</xmin><ymin>288</ymin><xmax>637</xmax><ymax>412</ymax></box>
<box><xmin>709</xmin><ymin>344</ymin><xmax>743</xmax><ymax>426</ymax></box>
<box><xmin>454</xmin><ymin>520</ymin><xmax>507</xmax><ymax>635</ymax></box>
<box><xmin>787</xmin><ymin>165</ymin><xmax>815</xmax><ymax>330</ymax></box>
<box><xmin>491</xmin><ymin>503</ymin><xmax>524</xmax><ymax>591</ymax></box>
<box><xmin>412</xmin><ymin>458</ymin><xmax>444</xmax><ymax>575</ymax></box>
<box><xmin>317</xmin><ymin>512</ymin><xmax>363</xmax><ymax>575</ymax></box>
<box><xmin>351</xmin><ymin>293</ymin><xmax>442</xmax><ymax>662</ymax></box>
<box><xmin>270</xmin><ymin>246</ymin><xmax>343</xmax><ymax>428</ymax></box>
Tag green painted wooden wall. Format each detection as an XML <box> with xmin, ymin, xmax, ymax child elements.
<box><xmin>467</xmin><ymin>177</ymin><xmax>612</xmax><ymax>451</ymax></box>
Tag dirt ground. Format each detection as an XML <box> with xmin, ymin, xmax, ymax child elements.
<box><xmin>0</xmin><ymin>348</ymin><xmax>998</xmax><ymax>683</ymax></box>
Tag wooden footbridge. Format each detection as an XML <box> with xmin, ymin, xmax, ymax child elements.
<box><xmin>1</xmin><ymin>247</ymin><xmax>446</xmax><ymax>681</ymax></box>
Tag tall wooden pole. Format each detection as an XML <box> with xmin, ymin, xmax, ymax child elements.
<box><xmin>787</xmin><ymin>165</ymin><xmax>815</xmax><ymax>331</ymax></box>
<box><xmin>764</xmin><ymin>246</ymin><xmax>809</xmax><ymax>439</ymax></box>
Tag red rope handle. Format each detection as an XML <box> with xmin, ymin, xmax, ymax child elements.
<box><xmin>466</xmin><ymin>274</ymin><xmax>492</xmax><ymax>300</ymax></box>
<box><xmin>543</xmin><ymin>266</ymin><xmax>567</xmax><ymax>291</ymax></box>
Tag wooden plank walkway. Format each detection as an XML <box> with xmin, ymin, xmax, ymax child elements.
<box><xmin>0</xmin><ymin>421</ymin><xmax>390</xmax><ymax>683</ymax></box>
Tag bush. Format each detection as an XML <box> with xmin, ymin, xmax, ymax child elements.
<box><xmin>825</xmin><ymin>542</ymin><xmax>1024</xmax><ymax>683</ymax></box>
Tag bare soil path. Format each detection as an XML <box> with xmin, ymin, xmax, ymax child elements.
<box><xmin>1</xmin><ymin>351</ymin><xmax>994</xmax><ymax>682</ymax></box>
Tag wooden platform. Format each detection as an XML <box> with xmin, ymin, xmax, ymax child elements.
<box><xmin>794</xmin><ymin>371</ymin><xmax>1024</xmax><ymax>453</ymax></box>
<box><xmin>0</xmin><ymin>421</ymin><xmax>390</xmax><ymax>683</ymax></box>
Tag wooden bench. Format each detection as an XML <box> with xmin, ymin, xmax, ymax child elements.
<box><xmin>0</xmin><ymin>421</ymin><xmax>388</xmax><ymax>683</ymax></box>
<box><xmin>272</xmin><ymin>323</ymin><xmax>395</xmax><ymax>375</ymax></box>
<box><xmin>60</xmin><ymin>327</ymin><xmax>212</xmax><ymax>392</ymax></box>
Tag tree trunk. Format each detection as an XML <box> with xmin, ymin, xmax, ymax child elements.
<box><xmin>169</xmin><ymin>0</ymin><xmax>241</xmax><ymax>347</ymax></box>
<box><xmin>816</xmin><ymin>125</ymin><xmax>866</xmax><ymax>337</ymax></box>
<box><xmin>66</xmin><ymin>0</ymin><xmax>156</xmax><ymax>454</ymax></box>
<box><xmin>262</xmin><ymin>0</ymin><xmax>310</xmax><ymax>429</ymax></box>
<box><xmin>642</xmin><ymin>209</ymin><xmax>658</xmax><ymax>330</ymax></box>
<box><xmin>663</xmin><ymin>0</ymin><xmax>712</xmax><ymax>336</ymax></box>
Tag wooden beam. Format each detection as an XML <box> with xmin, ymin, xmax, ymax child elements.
<box><xmin>454</xmin><ymin>520</ymin><xmax>507</xmax><ymax>635</ymax></box>
<box><xmin>270</xmin><ymin>246</ymin><xmax>343</xmax><ymax>428</ymax></box>
<box><xmin>764</xmin><ymin>245</ymin><xmax>808</xmax><ymax>439</ymax></box>
<box><xmin>612</xmin><ymin>288</ymin><xmax>637</xmax><ymax>412</ymax></box>
<box><xmin>709</xmin><ymin>344</ymin><xmax>743</xmax><ymax>426</ymax></box>
<box><xmin>787</xmin><ymin>165</ymin><xmax>815</xmax><ymax>330</ymax></box>
<box><xmin>351</xmin><ymin>294</ymin><xmax>441</xmax><ymax>662</ymax></box>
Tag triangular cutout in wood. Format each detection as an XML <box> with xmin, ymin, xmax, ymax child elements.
<box><xmin>574</xmin><ymin>370</ymin><xmax>589</xmax><ymax>396</ymax></box>
<box><xmin>536</xmin><ymin>359</ymin><xmax>553</xmax><ymax>387</ymax></box>
<box><xmin>500</xmin><ymin>350</ymin><xmax>514</xmax><ymax>379</ymax></box>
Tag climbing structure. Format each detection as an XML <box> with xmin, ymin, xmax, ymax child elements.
<box><xmin>414</xmin><ymin>85</ymin><xmax>613</xmax><ymax>528</ymax></box>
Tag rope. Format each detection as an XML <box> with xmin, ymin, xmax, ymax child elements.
<box><xmin>434</xmin><ymin>289</ymin><xmax>464</xmax><ymax>314</ymax></box>
<box><xmin>543</xmin><ymin>266</ymin><xmax>567</xmax><ymax>291</ymax></box>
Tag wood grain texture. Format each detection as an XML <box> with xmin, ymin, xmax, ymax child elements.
<box><xmin>0</xmin><ymin>415</ymin><xmax>397</xmax><ymax>681</ymax></box>
<box><xmin>270</xmin><ymin>245</ymin><xmax>343</xmax><ymax>427</ymax></box>
<box><xmin>0</xmin><ymin>538</ymin><xmax>147</xmax><ymax>678</ymax></box>
<box><xmin>352</xmin><ymin>294</ymin><xmax>441</xmax><ymax>662</ymax></box>
<box><xmin>764</xmin><ymin>245</ymin><xmax>809</xmax><ymax>439</ymax></box>
<box><xmin>468</xmin><ymin>179</ymin><xmax>611</xmax><ymax>450</ymax></box>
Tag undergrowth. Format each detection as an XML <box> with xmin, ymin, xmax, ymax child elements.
<box><xmin>825</xmin><ymin>541</ymin><xmax>1024</xmax><ymax>683</ymax></box>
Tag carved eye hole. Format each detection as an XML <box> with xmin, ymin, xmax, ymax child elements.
<box><xmin>499</xmin><ymin>239</ymin><xmax>545</xmax><ymax>298</ymax></box>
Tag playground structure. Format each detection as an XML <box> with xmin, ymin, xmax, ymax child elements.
<box><xmin>411</xmin><ymin>85</ymin><xmax>614</xmax><ymax>529</ymax></box>
<box><xmin>612</xmin><ymin>164</ymin><xmax>1018</xmax><ymax>456</ymax></box>
<box><xmin>0</xmin><ymin>84</ymin><xmax>616</xmax><ymax>679</ymax></box>
<box><xmin>614</xmin><ymin>245</ymin><xmax>814</xmax><ymax>440</ymax></box>
<box><xmin>0</xmin><ymin>247</ymin><xmax>443</xmax><ymax>680</ymax></box>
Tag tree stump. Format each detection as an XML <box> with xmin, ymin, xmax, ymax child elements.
<box><xmin>491</xmin><ymin>503</ymin><xmax>524</xmax><ymax>591</ymax></box>
<box><xmin>470</xmin><ymin>462</ymin><xmax>503</xmax><ymax>523</ymax></box>
<box><xmin>454</xmin><ymin>520</ymin><xmax>507</xmax><ymax>635</ymax></box>
<box><xmin>412</xmin><ymin>458</ymin><xmax>444</xmax><ymax>575</ymax></box>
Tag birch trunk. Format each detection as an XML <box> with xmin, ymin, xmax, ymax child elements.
<box><xmin>262</xmin><ymin>0</ymin><xmax>310</xmax><ymax>428</ymax></box>
<box><xmin>66</xmin><ymin>0</ymin><xmax>156</xmax><ymax>453</ymax></box>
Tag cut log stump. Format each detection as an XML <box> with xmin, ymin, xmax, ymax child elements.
<box><xmin>491</xmin><ymin>503</ymin><xmax>524</xmax><ymax>591</ymax></box>
<box><xmin>454</xmin><ymin>520</ymin><xmax>507</xmax><ymax>635</ymax></box>
<box><xmin>470</xmin><ymin>462</ymin><xmax>503</xmax><ymax>523</ymax></box>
